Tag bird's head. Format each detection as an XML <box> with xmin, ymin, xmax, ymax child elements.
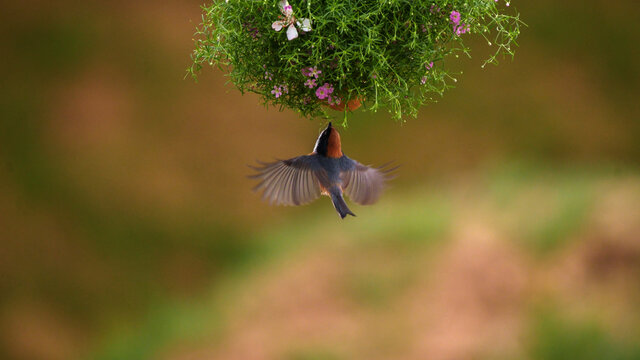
<box><xmin>313</xmin><ymin>122</ymin><xmax>342</xmax><ymax>158</ymax></box>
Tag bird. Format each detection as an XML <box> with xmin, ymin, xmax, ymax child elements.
<box><xmin>249</xmin><ymin>122</ymin><xmax>395</xmax><ymax>219</ymax></box>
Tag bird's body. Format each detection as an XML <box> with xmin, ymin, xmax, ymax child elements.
<box><xmin>250</xmin><ymin>123</ymin><xmax>394</xmax><ymax>218</ymax></box>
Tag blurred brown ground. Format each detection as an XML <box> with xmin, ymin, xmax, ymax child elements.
<box><xmin>0</xmin><ymin>0</ymin><xmax>639</xmax><ymax>359</ymax></box>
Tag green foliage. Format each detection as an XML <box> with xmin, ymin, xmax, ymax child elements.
<box><xmin>190</xmin><ymin>0</ymin><xmax>521</xmax><ymax>122</ymax></box>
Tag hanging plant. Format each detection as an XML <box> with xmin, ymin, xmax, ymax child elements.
<box><xmin>189</xmin><ymin>0</ymin><xmax>521</xmax><ymax>122</ymax></box>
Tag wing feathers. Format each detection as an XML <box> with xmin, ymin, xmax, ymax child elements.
<box><xmin>342</xmin><ymin>162</ymin><xmax>396</xmax><ymax>205</ymax></box>
<box><xmin>249</xmin><ymin>155</ymin><xmax>323</xmax><ymax>206</ymax></box>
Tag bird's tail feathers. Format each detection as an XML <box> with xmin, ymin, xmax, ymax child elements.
<box><xmin>330</xmin><ymin>190</ymin><xmax>355</xmax><ymax>219</ymax></box>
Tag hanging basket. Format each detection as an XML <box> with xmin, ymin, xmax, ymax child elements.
<box><xmin>324</xmin><ymin>96</ymin><xmax>363</xmax><ymax>112</ymax></box>
<box><xmin>189</xmin><ymin>0</ymin><xmax>521</xmax><ymax>123</ymax></box>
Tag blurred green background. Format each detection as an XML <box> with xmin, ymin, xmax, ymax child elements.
<box><xmin>1</xmin><ymin>0</ymin><xmax>639</xmax><ymax>359</ymax></box>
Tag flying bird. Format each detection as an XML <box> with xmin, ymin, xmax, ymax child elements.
<box><xmin>249</xmin><ymin>122</ymin><xmax>395</xmax><ymax>219</ymax></box>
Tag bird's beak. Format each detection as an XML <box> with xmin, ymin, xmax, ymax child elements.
<box><xmin>326</xmin><ymin>122</ymin><xmax>332</xmax><ymax>130</ymax></box>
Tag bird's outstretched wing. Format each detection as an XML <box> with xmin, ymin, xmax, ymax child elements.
<box><xmin>340</xmin><ymin>160</ymin><xmax>396</xmax><ymax>205</ymax></box>
<box><xmin>249</xmin><ymin>155</ymin><xmax>324</xmax><ymax>206</ymax></box>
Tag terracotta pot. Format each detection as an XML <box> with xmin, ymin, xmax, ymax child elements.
<box><xmin>325</xmin><ymin>96</ymin><xmax>363</xmax><ymax>111</ymax></box>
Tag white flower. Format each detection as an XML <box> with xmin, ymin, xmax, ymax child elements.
<box><xmin>272</xmin><ymin>0</ymin><xmax>312</xmax><ymax>40</ymax></box>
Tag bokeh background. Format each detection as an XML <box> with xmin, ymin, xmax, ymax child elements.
<box><xmin>1</xmin><ymin>0</ymin><xmax>639</xmax><ymax>359</ymax></box>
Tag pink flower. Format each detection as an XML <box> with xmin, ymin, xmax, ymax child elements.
<box><xmin>324</xmin><ymin>83</ymin><xmax>334</xmax><ymax>94</ymax></box>
<box><xmin>450</xmin><ymin>11</ymin><xmax>461</xmax><ymax>25</ymax></box>
<box><xmin>315</xmin><ymin>87</ymin><xmax>329</xmax><ymax>100</ymax></box>
<box><xmin>302</xmin><ymin>66</ymin><xmax>322</xmax><ymax>78</ymax></box>
<box><xmin>421</xmin><ymin>63</ymin><xmax>434</xmax><ymax>85</ymax></box>
<box><xmin>449</xmin><ymin>11</ymin><xmax>469</xmax><ymax>36</ymax></box>
<box><xmin>315</xmin><ymin>83</ymin><xmax>334</xmax><ymax>100</ymax></box>
<box><xmin>328</xmin><ymin>96</ymin><xmax>341</xmax><ymax>106</ymax></box>
<box><xmin>454</xmin><ymin>24</ymin><xmax>470</xmax><ymax>35</ymax></box>
<box><xmin>271</xmin><ymin>85</ymin><xmax>283</xmax><ymax>98</ymax></box>
<box><xmin>308</xmin><ymin>66</ymin><xmax>322</xmax><ymax>78</ymax></box>
<box><xmin>304</xmin><ymin>78</ymin><xmax>317</xmax><ymax>88</ymax></box>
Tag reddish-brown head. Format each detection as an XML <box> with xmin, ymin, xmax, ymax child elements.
<box><xmin>313</xmin><ymin>122</ymin><xmax>343</xmax><ymax>158</ymax></box>
<box><xmin>326</xmin><ymin>126</ymin><xmax>342</xmax><ymax>158</ymax></box>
